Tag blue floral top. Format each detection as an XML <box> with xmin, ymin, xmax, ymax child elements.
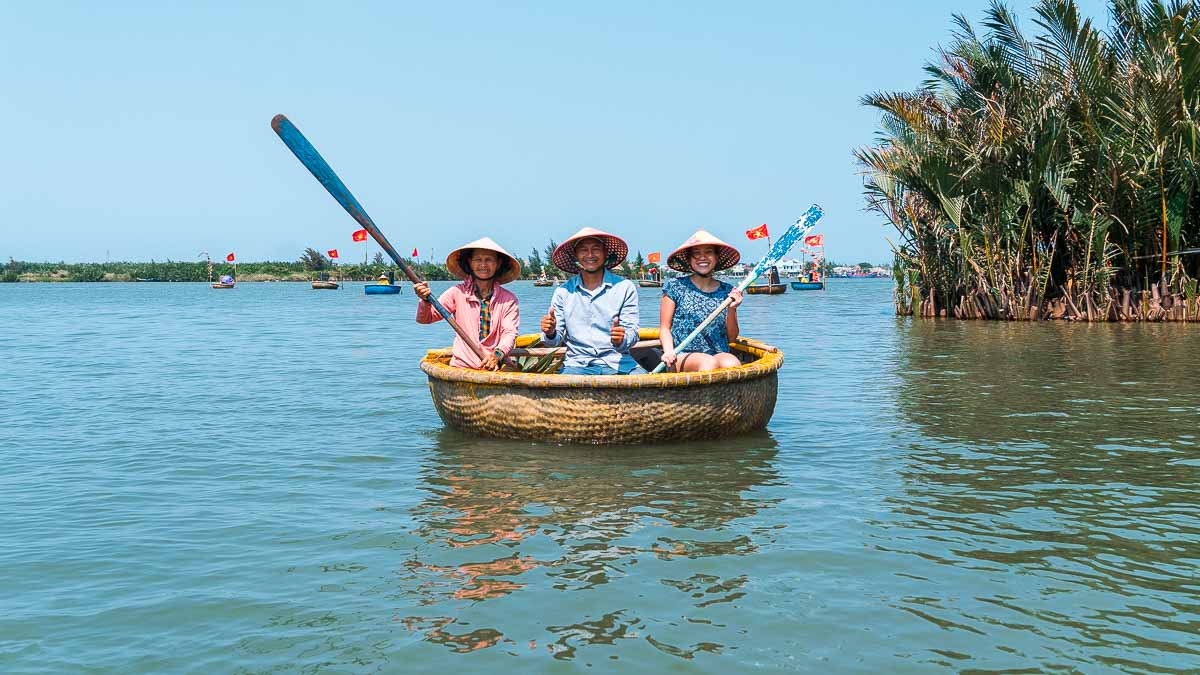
<box><xmin>664</xmin><ymin>276</ymin><xmax>733</xmax><ymax>355</ymax></box>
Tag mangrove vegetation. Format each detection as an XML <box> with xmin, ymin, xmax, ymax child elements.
<box><xmin>858</xmin><ymin>0</ymin><xmax>1200</xmax><ymax>320</ymax></box>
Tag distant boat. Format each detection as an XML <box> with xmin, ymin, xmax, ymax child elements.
<box><xmin>311</xmin><ymin>272</ymin><xmax>339</xmax><ymax>290</ymax></box>
<box><xmin>793</xmin><ymin>235</ymin><xmax>826</xmax><ymax>291</ymax></box>
<box><xmin>533</xmin><ymin>273</ymin><xmax>553</xmax><ymax>287</ymax></box>
<box><xmin>746</xmin><ymin>265</ymin><xmax>786</xmax><ymax>294</ymax></box>
<box><xmin>638</xmin><ymin>279</ymin><xmax>663</xmax><ymax>287</ymax></box>
<box><xmin>746</xmin><ymin>283</ymin><xmax>786</xmax><ymax>295</ymax></box>
<box><xmin>364</xmin><ymin>284</ymin><xmax>401</xmax><ymax>295</ymax></box>
<box><xmin>791</xmin><ymin>280</ymin><xmax>824</xmax><ymax>291</ymax></box>
<box><xmin>201</xmin><ymin>251</ymin><xmax>235</xmax><ymax>289</ymax></box>
<box><xmin>365</xmin><ymin>271</ymin><xmax>401</xmax><ymax>294</ymax></box>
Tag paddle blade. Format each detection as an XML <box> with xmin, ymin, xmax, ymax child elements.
<box><xmin>271</xmin><ymin>115</ymin><xmax>378</xmax><ymax>232</ymax></box>
<box><xmin>743</xmin><ymin>205</ymin><xmax>824</xmax><ymax>287</ymax></box>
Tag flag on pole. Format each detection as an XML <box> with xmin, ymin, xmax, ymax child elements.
<box><xmin>412</xmin><ymin>248</ymin><xmax>418</xmax><ymax>258</ymax></box>
<box><xmin>804</xmin><ymin>234</ymin><xmax>824</xmax><ymax>247</ymax></box>
<box><xmin>226</xmin><ymin>252</ymin><xmax>235</xmax><ymax>262</ymax></box>
<box><xmin>647</xmin><ymin>252</ymin><xmax>661</xmax><ymax>264</ymax></box>
<box><xmin>327</xmin><ymin>249</ymin><xmax>339</xmax><ymax>259</ymax></box>
<box><xmin>746</xmin><ymin>224</ymin><xmax>769</xmax><ymax>241</ymax></box>
<box><xmin>352</xmin><ymin>229</ymin><xmax>368</xmax><ymax>242</ymax></box>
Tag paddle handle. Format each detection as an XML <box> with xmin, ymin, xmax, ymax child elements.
<box><xmin>271</xmin><ymin>114</ymin><xmax>491</xmax><ymax>363</ymax></box>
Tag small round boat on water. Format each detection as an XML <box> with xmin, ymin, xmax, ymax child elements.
<box><xmin>420</xmin><ymin>329</ymin><xmax>783</xmax><ymax>444</ymax></box>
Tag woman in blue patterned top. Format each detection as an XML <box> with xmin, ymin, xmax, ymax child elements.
<box><xmin>658</xmin><ymin>230</ymin><xmax>744</xmax><ymax>372</ymax></box>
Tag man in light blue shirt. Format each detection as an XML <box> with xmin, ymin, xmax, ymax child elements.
<box><xmin>540</xmin><ymin>227</ymin><xmax>641</xmax><ymax>375</ymax></box>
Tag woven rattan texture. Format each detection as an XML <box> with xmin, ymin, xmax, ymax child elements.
<box><xmin>421</xmin><ymin>331</ymin><xmax>783</xmax><ymax>444</ymax></box>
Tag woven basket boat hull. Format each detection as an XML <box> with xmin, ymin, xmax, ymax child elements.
<box><xmin>745</xmin><ymin>284</ymin><xmax>787</xmax><ymax>295</ymax></box>
<box><xmin>421</xmin><ymin>329</ymin><xmax>782</xmax><ymax>444</ymax></box>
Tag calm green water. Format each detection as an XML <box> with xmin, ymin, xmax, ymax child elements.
<box><xmin>2</xmin><ymin>280</ymin><xmax>1198</xmax><ymax>672</ymax></box>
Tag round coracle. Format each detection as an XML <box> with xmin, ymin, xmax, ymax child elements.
<box><xmin>420</xmin><ymin>329</ymin><xmax>783</xmax><ymax>444</ymax></box>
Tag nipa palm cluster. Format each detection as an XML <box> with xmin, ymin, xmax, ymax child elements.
<box><xmin>857</xmin><ymin>0</ymin><xmax>1200</xmax><ymax>320</ymax></box>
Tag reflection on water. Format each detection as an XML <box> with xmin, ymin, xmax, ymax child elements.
<box><xmin>887</xmin><ymin>319</ymin><xmax>1200</xmax><ymax>670</ymax></box>
<box><xmin>6</xmin><ymin>281</ymin><xmax>1200</xmax><ymax>671</ymax></box>
<box><xmin>399</xmin><ymin>431</ymin><xmax>781</xmax><ymax>659</ymax></box>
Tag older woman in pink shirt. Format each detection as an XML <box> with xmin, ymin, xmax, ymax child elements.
<box><xmin>413</xmin><ymin>237</ymin><xmax>520</xmax><ymax>371</ymax></box>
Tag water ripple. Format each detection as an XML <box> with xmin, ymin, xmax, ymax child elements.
<box><xmin>1</xmin><ymin>281</ymin><xmax>1198</xmax><ymax>671</ymax></box>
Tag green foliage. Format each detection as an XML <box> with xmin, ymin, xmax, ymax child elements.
<box><xmin>69</xmin><ymin>265</ymin><xmax>107</xmax><ymax>282</ymax></box>
<box><xmin>856</xmin><ymin>0</ymin><xmax>1200</xmax><ymax>316</ymax></box>
<box><xmin>526</xmin><ymin>247</ymin><xmax>544</xmax><ymax>278</ymax></box>
<box><xmin>298</xmin><ymin>247</ymin><xmax>331</xmax><ymax>271</ymax></box>
<box><xmin>0</xmin><ymin>259</ymin><xmax>455</xmax><ymax>282</ymax></box>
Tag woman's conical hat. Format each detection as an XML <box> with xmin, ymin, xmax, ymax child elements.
<box><xmin>667</xmin><ymin>230</ymin><xmax>741</xmax><ymax>273</ymax></box>
<box><xmin>551</xmin><ymin>227</ymin><xmax>628</xmax><ymax>274</ymax></box>
<box><xmin>445</xmin><ymin>237</ymin><xmax>522</xmax><ymax>285</ymax></box>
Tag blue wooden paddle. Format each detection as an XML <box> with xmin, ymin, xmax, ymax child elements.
<box><xmin>271</xmin><ymin>114</ymin><xmax>493</xmax><ymax>365</ymax></box>
<box><xmin>652</xmin><ymin>205</ymin><xmax>824</xmax><ymax>374</ymax></box>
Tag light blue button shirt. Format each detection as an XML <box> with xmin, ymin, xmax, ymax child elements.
<box><xmin>541</xmin><ymin>271</ymin><xmax>640</xmax><ymax>371</ymax></box>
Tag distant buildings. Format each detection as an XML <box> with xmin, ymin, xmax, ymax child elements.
<box><xmin>714</xmin><ymin>260</ymin><xmax>893</xmax><ymax>280</ymax></box>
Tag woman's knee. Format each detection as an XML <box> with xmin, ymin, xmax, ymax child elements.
<box><xmin>714</xmin><ymin>352</ymin><xmax>741</xmax><ymax>369</ymax></box>
<box><xmin>680</xmin><ymin>353</ymin><xmax>717</xmax><ymax>372</ymax></box>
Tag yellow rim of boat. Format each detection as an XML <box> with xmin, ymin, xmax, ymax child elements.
<box><xmin>419</xmin><ymin>328</ymin><xmax>783</xmax><ymax>388</ymax></box>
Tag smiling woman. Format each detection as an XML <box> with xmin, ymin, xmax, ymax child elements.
<box><xmin>413</xmin><ymin>237</ymin><xmax>522</xmax><ymax>372</ymax></box>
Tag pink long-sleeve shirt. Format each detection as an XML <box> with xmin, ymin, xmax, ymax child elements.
<box><xmin>416</xmin><ymin>280</ymin><xmax>519</xmax><ymax>369</ymax></box>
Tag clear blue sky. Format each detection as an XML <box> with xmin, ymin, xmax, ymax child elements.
<box><xmin>1</xmin><ymin>0</ymin><xmax>1106</xmax><ymax>265</ymax></box>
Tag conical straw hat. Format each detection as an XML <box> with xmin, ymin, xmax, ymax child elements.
<box><xmin>445</xmin><ymin>237</ymin><xmax>522</xmax><ymax>285</ymax></box>
<box><xmin>551</xmin><ymin>227</ymin><xmax>628</xmax><ymax>274</ymax></box>
<box><xmin>667</xmin><ymin>230</ymin><xmax>741</xmax><ymax>273</ymax></box>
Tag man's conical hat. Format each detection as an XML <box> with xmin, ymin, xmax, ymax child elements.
<box><xmin>551</xmin><ymin>227</ymin><xmax>628</xmax><ymax>274</ymax></box>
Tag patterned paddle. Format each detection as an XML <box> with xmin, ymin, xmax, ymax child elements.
<box><xmin>652</xmin><ymin>205</ymin><xmax>824</xmax><ymax>374</ymax></box>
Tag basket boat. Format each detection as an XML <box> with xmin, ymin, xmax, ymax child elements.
<box><xmin>210</xmin><ymin>282</ymin><xmax>235</xmax><ymax>289</ymax></box>
<box><xmin>312</xmin><ymin>280</ymin><xmax>340</xmax><ymax>290</ymax></box>
<box><xmin>364</xmin><ymin>284</ymin><xmax>401</xmax><ymax>295</ymax></box>
<box><xmin>420</xmin><ymin>329</ymin><xmax>783</xmax><ymax>444</ymax></box>
<box><xmin>746</xmin><ymin>283</ymin><xmax>786</xmax><ymax>295</ymax></box>
<box><xmin>791</xmin><ymin>280</ymin><xmax>823</xmax><ymax>290</ymax></box>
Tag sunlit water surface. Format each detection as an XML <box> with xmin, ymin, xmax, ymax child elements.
<box><xmin>1</xmin><ymin>280</ymin><xmax>1197</xmax><ymax>672</ymax></box>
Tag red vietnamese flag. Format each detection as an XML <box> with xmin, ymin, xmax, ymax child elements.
<box><xmin>804</xmin><ymin>234</ymin><xmax>824</xmax><ymax>247</ymax></box>
<box><xmin>647</xmin><ymin>252</ymin><xmax>661</xmax><ymax>264</ymax></box>
<box><xmin>226</xmin><ymin>252</ymin><xmax>235</xmax><ymax>262</ymax></box>
<box><xmin>412</xmin><ymin>248</ymin><xmax>418</xmax><ymax>257</ymax></box>
<box><xmin>327</xmin><ymin>249</ymin><xmax>339</xmax><ymax>259</ymax></box>
<box><xmin>746</xmin><ymin>224</ymin><xmax>769</xmax><ymax>241</ymax></box>
<box><xmin>352</xmin><ymin>229</ymin><xmax>368</xmax><ymax>242</ymax></box>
